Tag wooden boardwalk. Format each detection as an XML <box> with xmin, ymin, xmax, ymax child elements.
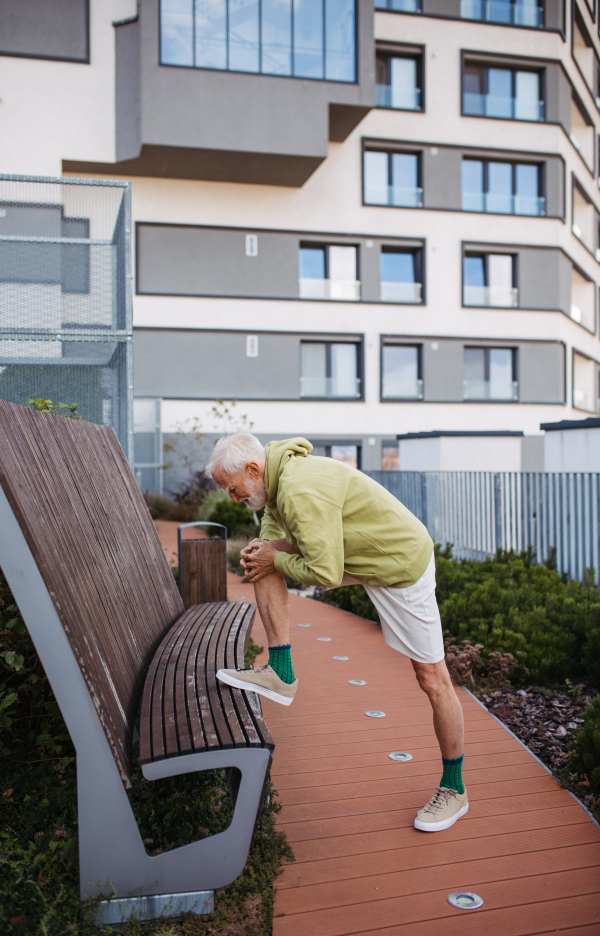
<box><xmin>226</xmin><ymin>574</ymin><xmax>600</xmax><ymax>936</ymax></box>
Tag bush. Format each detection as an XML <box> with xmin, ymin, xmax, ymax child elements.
<box><xmin>318</xmin><ymin>585</ymin><xmax>379</xmax><ymax>623</ymax></box>
<box><xmin>569</xmin><ymin>693</ymin><xmax>600</xmax><ymax>793</ymax></box>
<box><xmin>207</xmin><ymin>498</ymin><xmax>258</xmax><ymax>539</ymax></box>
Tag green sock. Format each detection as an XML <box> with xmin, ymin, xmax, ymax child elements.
<box><xmin>268</xmin><ymin>645</ymin><xmax>295</xmax><ymax>684</ymax></box>
<box><xmin>441</xmin><ymin>755</ymin><xmax>464</xmax><ymax>794</ymax></box>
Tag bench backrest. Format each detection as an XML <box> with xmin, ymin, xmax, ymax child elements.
<box><xmin>0</xmin><ymin>401</ymin><xmax>184</xmax><ymax>786</ymax></box>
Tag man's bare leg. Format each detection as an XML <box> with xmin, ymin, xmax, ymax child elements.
<box><xmin>253</xmin><ymin>572</ymin><xmax>290</xmax><ymax>647</ymax></box>
<box><xmin>411</xmin><ymin>658</ymin><xmax>464</xmax><ymax>759</ymax></box>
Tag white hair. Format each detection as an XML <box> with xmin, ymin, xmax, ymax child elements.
<box><xmin>205</xmin><ymin>432</ymin><xmax>265</xmax><ymax>479</ymax></box>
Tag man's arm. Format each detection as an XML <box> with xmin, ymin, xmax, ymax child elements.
<box><xmin>272</xmin><ymin>494</ymin><xmax>344</xmax><ymax>587</ymax></box>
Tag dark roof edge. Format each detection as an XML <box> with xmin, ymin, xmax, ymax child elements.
<box><xmin>540</xmin><ymin>417</ymin><xmax>600</xmax><ymax>431</ymax></box>
<box><xmin>396</xmin><ymin>430</ymin><xmax>524</xmax><ymax>440</ymax></box>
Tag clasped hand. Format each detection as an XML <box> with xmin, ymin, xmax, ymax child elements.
<box><xmin>240</xmin><ymin>538</ymin><xmax>281</xmax><ymax>583</ymax></box>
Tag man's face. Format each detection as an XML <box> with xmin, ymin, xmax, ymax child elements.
<box><xmin>213</xmin><ymin>462</ymin><xmax>268</xmax><ymax>512</ymax></box>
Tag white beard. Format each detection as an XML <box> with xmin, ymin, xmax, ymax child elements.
<box><xmin>242</xmin><ymin>480</ymin><xmax>268</xmax><ymax>512</ymax></box>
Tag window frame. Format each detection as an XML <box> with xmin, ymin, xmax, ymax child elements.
<box><xmin>375</xmin><ymin>43</ymin><xmax>425</xmax><ymax>112</ymax></box>
<box><xmin>379</xmin><ymin>245</ymin><xmax>425</xmax><ymax>304</ymax></box>
<box><xmin>461</xmin><ymin>60</ymin><xmax>545</xmax><ymax>123</ymax></box>
<box><xmin>571</xmin><ymin>346</ymin><xmax>600</xmax><ymax>413</ymax></box>
<box><xmin>379</xmin><ymin>339</ymin><xmax>424</xmax><ymax>402</ymax></box>
<box><xmin>461</xmin><ymin>156</ymin><xmax>545</xmax><ymax>216</ymax></box>
<box><xmin>571</xmin><ymin>175</ymin><xmax>600</xmax><ymax>261</ymax></box>
<box><xmin>462</xmin><ymin>250</ymin><xmax>518</xmax><ymax>308</ymax></box>
<box><xmin>462</xmin><ymin>345</ymin><xmax>519</xmax><ymax>402</ymax></box>
<box><xmin>309</xmin><ymin>440</ymin><xmax>363</xmax><ymax>469</ymax></box>
<box><xmin>299</xmin><ymin>339</ymin><xmax>364</xmax><ymax>401</ymax></box>
<box><xmin>362</xmin><ymin>148</ymin><xmax>423</xmax><ymax>209</ymax></box>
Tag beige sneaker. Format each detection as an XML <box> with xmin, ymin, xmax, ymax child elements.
<box><xmin>414</xmin><ymin>786</ymin><xmax>469</xmax><ymax>832</ymax></box>
<box><xmin>216</xmin><ymin>665</ymin><xmax>298</xmax><ymax>706</ymax></box>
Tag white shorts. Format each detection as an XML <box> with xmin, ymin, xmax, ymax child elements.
<box><xmin>363</xmin><ymin>553</ymin><xmax>444</xmax><ymax>665</ymax></box>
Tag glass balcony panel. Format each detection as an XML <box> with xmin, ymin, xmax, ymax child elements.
<box><xmin>298</xmin><ymin>278</ymin><xmax>360</xmax><ymax>300</ymax></box>
<box><xmin>463</xmin><ymin>285</ymin><xmax>518</xmax><ymax>307</ymax></box>
<box><xmin>487</xmin><ymin>94</ymin><xmax>513</xmax><ymax>119</ymax></box>
<box><xmin>300</xmin><ymin>376</ymin><xmax>361</xmax><ymax>397</ymax></box>
<box><xmin>381</xmin><ymin>281</ymin><xmax>422</xmax><ymax>302</ymax></box>
<box><xmin>390</xmin><ymin>185</ymin><xmax>423</xmax><ymax>207</ymax></box>
<box><xmin>462</xmin><ymin>191</ymin><xmax>484</xmax><ymax>211</ymax></box>
<box><xmin>463</xmin><ymin>92</ymin><xmax>487</xmax><ymax>116</ymax></box>
<box><xmin>375</xmin><ymin>0</ymin><xmax>420</xmax><ymax>8</ymax></box>
<box><xmin>487</xmin><ymin>192</ymin><xmax>514</xmax><ymax>213</ymax></box>
<box><xmin>376</xmin><ymin>84</ymin><xmax>420</xmax><ymax>109</ymax></box>
<box><xmin>460</xmin><ymin>0</ymin><xmax>542</xmax><ymax>24</ymax></box>
<box><xmin>515</xmin><ymin>194</ymin><xmax>545</xmax><ymax>216</ymax></box>
<box><xmin>463</xmin><ymin>379</ymin><xmax>518</xmax><ymax>400</ymax></box>
<box><xmin>382</xmin><ymin>377</ymin><xmax>423</xmax><ymax>399</ymax></box>
<box><xmin>514</xmin><ymin>98</ymin><xmax>544</xmax><ymax>120</ymax></box>
<box><xmin>464</xmin><ymin>93</ymin><xmax>543</xmax><ymax>121</ymax></box>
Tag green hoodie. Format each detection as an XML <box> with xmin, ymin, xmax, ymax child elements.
<box><xmin>260</xmin><ymin>437</ymin><xmax>433</xmax><ymax>589</ymax></box>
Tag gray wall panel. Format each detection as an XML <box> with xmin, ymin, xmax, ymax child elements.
<box><xmin>518</xmin><ymin>342</ymin><xmax>564</xmax><ymax>402</ymax></box>
<box><xmin>134</xmin><ymin>330</ymin><xmax>302</xmax><ymax>399</ymax></box>
<box><xmin>423</xmin><ymin>148</ymin><xmax>463</xmax><ymax>210</ymax></box>
<box><xmin>544</xmin><ymin>157</ymin><xmax>564</xmax><ymax>217</ymax></box>
<box><xmin>545</xmin><ymin>63</ymin><xmax>571</xmax><ymax>133</ymax></box>
<box><xmin>518</xmin><ymin>248</ymin><xmax>564</xmax><ymax>310</ymax></box>
<box><xmin>544</xmin><ymin>0</ymin><xmax>565</xmax><ymax>31</ymax></box>
<box><xmin>115</xmin><ymin>20</ymin><xmax>141</xmax><ymax>162</ymax></box>
<box><xmin>422</xmin><ymin>0</ymin><xmax>461</xmax><ymax>13</ymax></box>
<box><xmin>0</xmin><ymin>0</ymin><xmax>88</xmax><ymax>61</ymax></box>
<box><xmin>422</xmin><ymin>341</ymin><xmax>464</xmax><ymax>402</ymax></box>
<box><xmin>137</xmin><ymin>226</ymin><xmax>299</xmax><ymax>298</ymax></box>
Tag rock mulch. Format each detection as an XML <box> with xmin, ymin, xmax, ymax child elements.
<box><xmin>480</xmin><ymin>682</ymin><xmax>599</xmax><ymax>820</ymax></box>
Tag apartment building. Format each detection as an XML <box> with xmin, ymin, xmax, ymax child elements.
<box><xmin>1</xmin><ymin>0</ymin><xmax>600</xmax><ymax>489</ymax></box>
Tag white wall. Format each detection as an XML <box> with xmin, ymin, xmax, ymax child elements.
<box><xmin>399</xmin><ymin>435</ymin><xmax>523</xmax><ymax>472</ymax></box>
<box><xmin>544</xmin><ymin>427</ymin><xmax>600</xmax><ymax>472</ymax></box>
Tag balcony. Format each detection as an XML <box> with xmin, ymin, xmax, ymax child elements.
<box><xmin>381</xmin><ymin>281</ymin><xmax>422</xmax><ymax>303</ymax></box>
<box><xmin>463</xmin><ymin>92</ymin><xmax>543</xmax><ymax>121</ymax></box>
<box><xmin>382</xmin><ymin>377</ymin><xmax>423</xmax><ymax>399</ymax></box>
<box><xmin>376</xmin><ymin>85</ymin><xmax>421</xmax><ymax>110</ymax></box>
<box><xmin>299</xmin><ymin>278</ymin><xmax>361</xmax><ymax>300</ymax></box>
<box><xmin>300</xmin><ymin>376</ymin><xmax>362</xmax><ymax>398</ymax></box>
<box><xmin>462</xmin><ymin>192</ymin><xmax>545</xmax><ymax>216</ymax></box>
<box><xmin>365</xmin><ymin>185</ymin><xmax>423</xmax><ymax>208</ymax></box>
<box><xmin>460</xmin><ymin>0</ymin><xmax>543</xmax><ymax>26</ymax></box>
<box><xmin>463</xmin><ymin>379</ymin><xmax>519</xmax><ymax>401</ymax></box>
<box><xmin>463</xmin><ymin>285</ymin><xmax>518</xmax><ymax>308</ymax></box>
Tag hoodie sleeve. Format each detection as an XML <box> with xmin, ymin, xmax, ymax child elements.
<box><xmin>272</xmin><ymin>494</ymin><xmax>344</xmax><ymax>587</ymax></box>
<box><xmin>259</xmin><ymin>505</ymin><xmax>284</xmax><ymax>541</ymax></box>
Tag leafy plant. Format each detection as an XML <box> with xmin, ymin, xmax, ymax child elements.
<box><xmin>569</xmin><ymin>693</ymin><xmax>600</xmax><ymax>793</ymax></box>
<box><xmin>26</xmin><ymin>399</ymin><xmax>81</xmax><ymax>420</ymax></box>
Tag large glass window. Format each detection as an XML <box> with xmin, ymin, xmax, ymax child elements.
<box><xmin>375</xmin><ymin>0</ymin><xmax>420</xmax><ymax>9</ymax></box>
<box><xmin>573</xmin><ymin>351</ymin><xmax>598</xmax><ymax>412</ymax></box>
<box><xmin>134</xmin><ymin>399</ymin><xmax>163</xmax><ymax>493</ymax></box>
<box><xmin>463</xmin><ymin>65</ymin><xmax>543</xmax><ymax>121</ymax></box>
<box><xmin>311</xmin><ymin>443</ymin><xmax>361</xmax><ymax>468</ymax></box>
<box><xmin>460</xmin><ymin>0</ymin><xmax>544</xmax><ymax>27</ymax></box>
<box><xmin>364</xmin><ymin>151</ymin><xmax>422</xmax><ymax>208</ymax></box>
<box><xmin>463</xmin><ymin>253</ymin><xmax>517</xmax><ymax>307</ymax></box>
<box><xmin>160</xmin><ymin>0</ymin><xmax>355</xmax><ymax>80</ymax></box>
<box><xmin>376</xmin><ymin>54</ymin><xmax>421</xmax><ymax>110</ymax></box>
<box><xmin>463</xmin><ymin>347</ymin><xmax>518</xmax><ymax>400</ymax></box>
<box><xmin>300</xmin><ymin>342</ymin><xmax>361</xmax><ymax>397</ymax></box>
<box><xmin>462</xmin><ymin>159</ymin><xmax>544</xmax><ymax>216</ymax></box>
<box><xmin>298</xmin><ymin>244</ymin><xmax>360</xmax><ymax>300</ymax></box>
<box><xmin>380</xmin><ymin>248</ymin><xmax>422</xmax><ymax>303</ymax></box>
<box><xmin>381</xmin><ymin>344</ymin><xmax>423</xmax><ymax>399</ymax></box>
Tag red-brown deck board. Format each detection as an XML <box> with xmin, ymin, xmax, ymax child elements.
<box><xmin>224</xmin><ymin>571</ymin><xmax>600</xmax><ymax>936</ymax></box>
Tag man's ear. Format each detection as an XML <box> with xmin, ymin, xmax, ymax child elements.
<box><xmin>245</xmin><ymin>461</ymin><xmax>259</xmax><ymax>478</ymax></box>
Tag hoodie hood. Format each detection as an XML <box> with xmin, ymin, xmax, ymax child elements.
<box><xmin>264</xmin><ymin>437</ymin><xmax>313</xmax><ymax>504</ymax></box>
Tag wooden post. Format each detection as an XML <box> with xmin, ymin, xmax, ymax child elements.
<box><xmin>181</xmin><ymin>539</ymin><xmax>228</xmax><ymax>608</ymax></box>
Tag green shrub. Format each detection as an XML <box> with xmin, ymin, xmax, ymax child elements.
<box><xmin>569</xmin><ymin>693</ymin><xmax>600</xmax><ymax>793</ymax></box>
<box><xmin>207</xmin><ymin>499</ymin><xmax>257</xmax><ymax>538</ymax></box>
<box><xmin>319</xmin><ymin>585</ymin><xmax>379</xmax><ymax>623</ymax></box>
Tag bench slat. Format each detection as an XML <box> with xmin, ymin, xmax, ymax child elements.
<box><xmin>225</xmin><ymin>605</ymin><xmax>263</xmax><ymax>747</ymax></box>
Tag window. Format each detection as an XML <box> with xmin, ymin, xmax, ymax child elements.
<box><xmin>570</xmin><ymin>266</ymin><xmax>596</xmax><ymax>330</ymax></box>
<box><xmin>380</xmin><ymin>248</ymin><xmax>422</xmax><ymax>302</ymax></box>
<box><xmin>160</xmin><ymin>0</ymin><xmax>356</xmax><ymax>81</ymax></box>
<box><xmin>572</xmin><ymin>181</ymin><xmax>600</xmax><ymax>255</ymax></box>
<box><xmin>573</xmin><ymin>351</ymin><xmax>598</xmax><ymax>411</ymax></box>
<box><xmin>381</xmin><ymin>344</ymin><xmax>423</xmax><ymax>399</ymax></box>
<box><xmin>375</xmin><ymin>0</ymin><xmax>420</xmax><ymax>10</ymax></box>
<box><xmin>462</xmin><ymin>159</ymin><xmax>544</xmax><ymax>216</ymax></box>
<box><xmin>570</xmin><ymin>96</ymin><xmax>595</xmax><ymax>167</ymax></box>
<box><xmin>364</xmin><ymin>151</ymin><xmax>422</xmax><ymax>207</ymax></box>
<box><xmin>298</xmin><ymin>244</ymin><xmax>359</xmax><ymax>300</ymax></box>
<box><xmin>376</xmin><ymin>53</ymin><xmax>421</xmax><ymax>110</ymax></box>
<box><xmin>463</xmin><ymin>253</ymin><xmax>517</xmax><ymax>307</ymax></box>
<box><xmin>573</xmin><ymin>8</ymin><xmax>599</xmax><ymax>101</ymax></box>
<box><xmin>381</xmin><ymin>441</ymin><xmax>399</xmax><ymax>470</ymax></box>
<box><xmin>460</xmin><ymin>0</ymin><xmax>544</xmax><ymax>27</ymax></box>
<box><xmin>463</xmin><ymin>347</ymin><xmax>518</xmax><ymax>401</ymax></box>
<box><xmin>134</xmin><ymin>399</ymin><xmax>162</xmax><ymax>493</ymax></box>
<box><xmin>463</xmin><ymin>65</ymin><xmax>543</xmax><ymax>121</ymax></box>
<box><xmin>300</xmin><ymin>342</ymin><xmax>361</xmax><ymax>397</ymax></box>
<box><xmin>312</xmin><ymin>443</ymin><xmax>360</xmax><ymax>468</ymax></box>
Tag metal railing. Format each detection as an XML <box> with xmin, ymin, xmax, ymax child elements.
<box><xmin>365</xmin><ymin>470</ymin><xmax>600</xmax><ymax>583</ymax></box>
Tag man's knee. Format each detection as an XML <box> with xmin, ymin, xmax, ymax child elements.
<box><xmin>412</xmin><ymin>659</ymin><xmax>451</xmax><ymax>698</ymax></box>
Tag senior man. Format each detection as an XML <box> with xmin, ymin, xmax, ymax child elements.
<box><xmin>207</xmin><ymin>433</ymin><xmax>467</xmax><ymax>832</ymax></box>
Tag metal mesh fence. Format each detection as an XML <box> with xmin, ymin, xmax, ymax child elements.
<box><xmin>0</xmin><ymin>174</ymin><xmax>133</xmax><ymax>461</ymax></box>
<box><xmin>366</xmin><ymin>470</ymin><xmax>600</xmax><ymax>583</ymax></box>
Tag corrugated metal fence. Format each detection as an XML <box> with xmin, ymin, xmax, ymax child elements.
<box><xmin>365</xmin><ymin>471</ymin><xmax>600</xmax><ymax>583</ymax></box>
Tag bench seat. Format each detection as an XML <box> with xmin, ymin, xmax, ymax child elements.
<box><xmin>140</xmin><ymin>600</ymin><xmax>273</xmax><ymax>769</ymax></box>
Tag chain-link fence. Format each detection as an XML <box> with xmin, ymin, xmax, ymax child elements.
<box><xmin>0</xmin><ymin>174</ymin><xmax>133</xmax><ymax>462</ymax></box>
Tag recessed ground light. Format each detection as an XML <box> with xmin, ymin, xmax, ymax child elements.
<box><xmin>389</xmin><ymin>751</ymin><xmax>412</xmax><ymax>762</ymax></box>
<box><xmin>234</xmin><ymin>596</ymin><xmax>245</xmax><ymax>599</ymax></box>
<box><xmin>333</xmin><ymin>656</ymin><xmax>349</xmax><ymax>660</ymax></box>
<box><xmin>365</xmin><ymin>710</ymin><xmax>386</xmax><ymax>718</ymax></box>
<box><xmin>297</xmin><ymin>623</ymin><xmax>310</xmax><ymax>627</ymax></box>
<box><xmin>317</xmin><ymin>637</ymin><xmax>331</xmax><ymax>641</ymax></box>
<box><xmin>447</xmin><ymin>892</ymin><xmax>483</xmax><ymax>910</ymax></box>
<box><xmin>348</xmin><ymin>680</ymin><xmax>366</xmax><ymax>685</ymax></box>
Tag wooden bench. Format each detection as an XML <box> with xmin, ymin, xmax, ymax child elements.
<box><xmin>0</xmin><ymin>400</ymin><xmax>273</xmax><ymax>924</ymax></box>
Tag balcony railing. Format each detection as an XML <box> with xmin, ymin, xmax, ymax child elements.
<box><xmin>460</xmin><ymin>0</ymin><xmax>543</xmax><ymax>26</ymax></box>
<box><xmin>376</xmin><ymin>84</ymin><xmax>421</xmax><ymax>110</ymax></box>
<box><xmin>298</xmin><ymin>278</ymin><xmax>361</xmax><ymax>301</ymax></box>
<box><xmin>364</xmin><ymin>185</ymin><xmax>423</xmax><ymax>208</ymax></box>
<box><xmin>375</xmin><ymin>0</ymin><xmax>420</xmax><ymax>10</ymax></box>
<box><xmin>462</xmin><ymin>191</ymin><xmax>545</xmax><ymax>216</ymax></box>
<box><xmin>300</xmin><ymin>376</ymin><xmax>362</xmax><ymax>398</ymax></box>
<box><xmin>463</xmin><ymin>92</ymin><xmax>544</xmax><ymax>121</ymax></box>
<box><xmin>463</xmin><ymin>285</ymin><xmax>518</xmax><ymax>308</ymax></box>
<box><xmin>382</xmin><ymin>377</ymin><xmax>424</xmax><ymax>399</ymax></box>
<box><xmin>463</xmin><ymin>379</ymin><xmax>519</xmax><ymax>401</ymax></box>
<box><xmin>381</xmin><ymin>281</ymin><xmax>422</xmax><ymax>303</ymax></box>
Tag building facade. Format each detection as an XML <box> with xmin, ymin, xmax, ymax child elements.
<box><xmin>1</xmin><ymin>0</ymin><xmax>599</xmax><ymax>488</ymax></box>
